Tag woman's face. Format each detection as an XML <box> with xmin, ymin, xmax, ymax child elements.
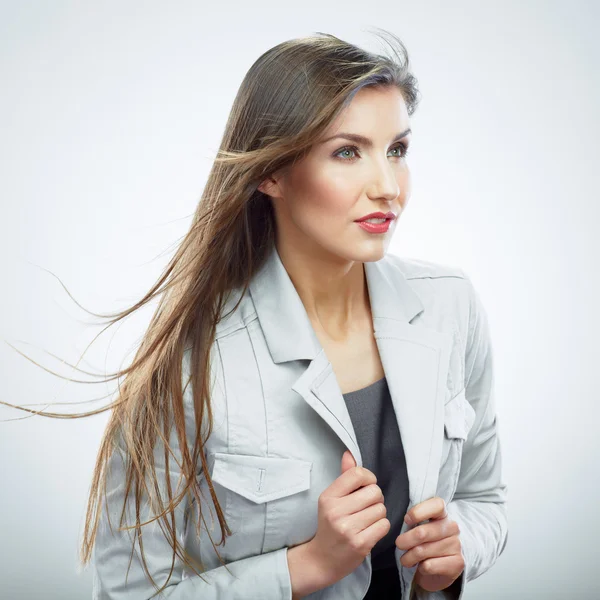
<box><xmin>259</xmin><ymin>85</ymin><xmax>412</xmax><ymax>264</ymax></box>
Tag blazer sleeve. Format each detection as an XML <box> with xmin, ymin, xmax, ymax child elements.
<box><xmin>413</xmin><ymin>272</ymin><xmax>509</xmax><ymax>600</ymax></box>
<box><xmin>435</xmin><ymin>273</ymin><xmax>509</xmax><ymax>599</ymax></box>
<box><xmin>91</xmin><ymin>348</ymin><xmax>294</xmax><ymax>600</ymax></box>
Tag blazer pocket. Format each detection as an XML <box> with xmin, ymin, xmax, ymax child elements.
<box><xmin>444</xmin><ymin>388</ymin><xmax>476</xmax><ymax>441</ymax></box>
<box><xmin>208</xmin><ymin>453</ymin><xmax>314</xmax><ymax>558</ymax></box>
<box><xmin>211</xmin><ymin>452</ymin><xmax>313</xmax><ymax>503</ymax></box>
<box><xmin>438</xmin><ymin>390</ymin><xmax>476</xmax><ymax>501</ymax></box>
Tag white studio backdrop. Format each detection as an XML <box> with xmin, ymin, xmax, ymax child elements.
<box><xmin>0</xmin><ymin>1</ymin><xmax>598</xmax><ymax>598</ymax></box>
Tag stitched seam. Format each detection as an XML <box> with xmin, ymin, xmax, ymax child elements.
<box><xmin>419</xmin><ymin>345</ymin><xmax>443</xmax><ymax>504</ymax></box>
<box><xmin>215</xmin><ymin>339</ymin><xmax>231</xmax><ymax>454</ymax></box>
<box><xmin>454</xmin><ymin>312</ymin><xmax>467</xmax><ymax>393</ymax></box>
<box><xmin>463</xmin><ymin>277</ymin><xmax>480</xmax><ymax>389</ymax></box>
<box><xmin>453</xmin><ymin>277</ymin><xmax>471</xmax><ymax>390</ymax></box>
<box><xmin>449</xmin><ymin>387</ymin><xmax>466</xmax><ymax>402</ymax></box>
<box><xmin>215</xmin><ymin>310</ymin><xmax>258</xmax><ymax>340</ymax></box>
<box><xmin>447</xmin><ymin>387</ymin><xmax>472</xmax><ymax>435</ymax></box>
<box><xmin>313</xmin><ymin>368</ymin><xmax>358</xmax><ymax>445</ymax></box>
<box><xmin>246</xmin><ymin>323</ymin><xmax>268</xmax><ymax>456</ymax></box>
<box><xmin>404</xmin><ymin>274</ymin><xmax>467</xmax><ymax>280</ymax></box>
<box><xmin>246</xmin><ymin>323</ymin><xmax>275</xmax><ymax>555</ymax></box>
<box><xmin>214</xmin><ymin>339</ymin><xmax>234</xmax><ymax>528</ymax></box>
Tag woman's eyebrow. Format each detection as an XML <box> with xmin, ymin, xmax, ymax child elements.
<box><xmin>320</xmin><ymin>128</ymin><xmax>412</xmax><ymax>147</ymax></box>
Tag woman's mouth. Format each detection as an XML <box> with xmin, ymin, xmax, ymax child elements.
<box><xmin>356</xmin><ymin>218</ymin><xmax>392</xmax><ymax>234</ymax></box>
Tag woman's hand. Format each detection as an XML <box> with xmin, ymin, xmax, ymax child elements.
<box><xmin>395</xmin><ymin>497</ymin><xmax>465</xmax><ymax>593</ymax></box>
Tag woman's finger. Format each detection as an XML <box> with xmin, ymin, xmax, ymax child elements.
<box><xmin>400</xmin><ymin>533</ymin><xmax>462</xmax><ymax>569</ymax></box>
<box><xmin>396</xmin><ymin>515</ymin><xmax>459</xmax><ymax>550</ymax></box>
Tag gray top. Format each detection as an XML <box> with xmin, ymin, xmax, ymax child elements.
<box><xmin>342</xmin><ymin>376</ymin><xmax>409</xmax><ymax>571</ymax></box>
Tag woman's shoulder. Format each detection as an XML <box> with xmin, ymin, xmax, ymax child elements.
<box><xmin>381</xmin><ymin>252</ymin><xmax>476</xmax><ymax>332</ymax></box>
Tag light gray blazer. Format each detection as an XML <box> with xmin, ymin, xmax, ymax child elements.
<box><xmin>92</xmin><ymin>245</ymin><xmax>508</xmax><ymax>599</ymax></box>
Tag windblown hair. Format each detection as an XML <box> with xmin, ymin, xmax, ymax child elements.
<box><xmin>1</xmin><ymin>28</ymin><xmax>421</xmax><ymax>596</ymax></box>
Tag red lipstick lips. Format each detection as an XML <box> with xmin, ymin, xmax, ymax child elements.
<box><xmin>354</xmin><ymin>211</ymin><xmax>396</xmax><ymax>234</ymax></box>
<box><xmin>354</xmin><ymin>211</ymin><xmax>396</xmax><ymax>222</ymax></box>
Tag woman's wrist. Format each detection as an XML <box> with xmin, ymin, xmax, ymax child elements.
<box><xmin>287</xmin><ymin>540</ymin><xmax>331</xmax><ymax>599</ymax></box>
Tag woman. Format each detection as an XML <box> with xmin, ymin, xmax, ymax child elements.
<box><xmin>5</xmin><ymin>30</ymin><xmax>508</xmax><ymax>599</ymax></box>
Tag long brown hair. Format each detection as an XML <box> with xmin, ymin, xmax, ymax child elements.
<box><xmin>1</xmin><ymin>28</ymin><xmax>421</xmax><ymax>596</ymax></box>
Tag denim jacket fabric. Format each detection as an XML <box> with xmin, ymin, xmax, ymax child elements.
<box><xmin>92</xmin><ymin>245</ymin><xmax>508</xmax><ymax>599</ymax></box>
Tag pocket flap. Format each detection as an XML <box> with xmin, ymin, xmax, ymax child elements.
<box><xmin>444</xmin><ymin>389</ymin><xmax>476</xmax><ymax>440</ymax></box>
<box><xmin>210</xmin><ymin>453</ymin><xmax>313</xmax><ymax>504</ymax></box>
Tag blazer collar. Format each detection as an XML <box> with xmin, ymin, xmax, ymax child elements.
<box><xmin>249</xmin><ymin>244</ymin><xmax>454</xmax><ymax>524</ymax></box>
<box><xmin>248</xmin><ymin>244</ymin><xmax>425</xmax><ymax>364</ymax></box>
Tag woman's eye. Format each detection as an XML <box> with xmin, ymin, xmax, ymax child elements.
<box><xmin>336</xmin><ymin>146</ymin><xmax>358</xmax><ymax>160</ymax></box>
<box><xmin>333</xmin><ymin>143</ymin><xmax>409</xmax><ymax>161</ymax></box>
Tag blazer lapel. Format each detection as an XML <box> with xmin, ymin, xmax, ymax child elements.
<box><xmin>249</xmin><ymin>245</ymin><xmax>453</xmax><ymax>509</ymax></box>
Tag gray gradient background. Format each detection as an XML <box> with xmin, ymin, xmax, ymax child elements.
<box><xmin>1</xmin><ymin>1</ymin><xmax>598</xmax><ymax>598</ymax></box>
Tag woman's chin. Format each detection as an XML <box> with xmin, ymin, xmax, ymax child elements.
<box><xmin>343</xmin><ymin>243</ymin><xmax>389</xmax><ymax>264</ymax></box>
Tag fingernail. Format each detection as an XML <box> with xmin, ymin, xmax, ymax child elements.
<box><xmin>404</xmin><ymin>514</ymin><xmax>413</xmax><ymax>526</ymax></box>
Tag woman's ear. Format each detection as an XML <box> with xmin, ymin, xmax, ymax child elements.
<box><xmin>257</xmin><ymin>176</ymin><xmax>277</xmax><ymax>198</ymax></box>
<box><xmin>258</xmin><ymin>169</ymin><xmax>286</xmax><ymax>200</ymax></box>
